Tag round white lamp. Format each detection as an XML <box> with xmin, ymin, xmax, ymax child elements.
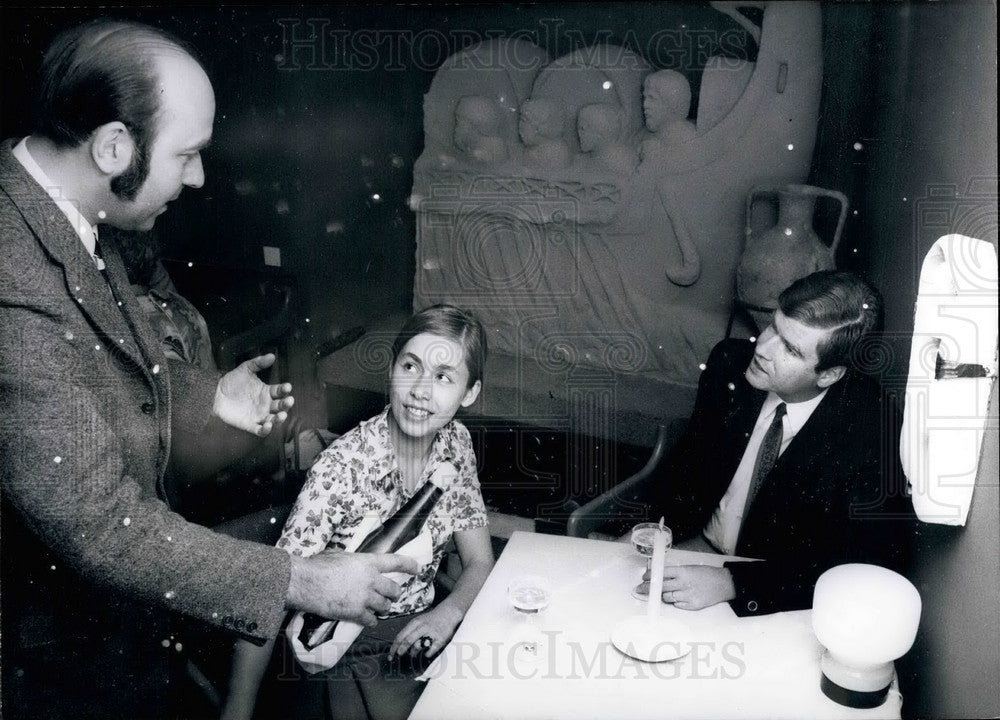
<box><xmin>812</xmin><ymin>564</ymin><xmax>921</xmax><ymax>709</ymax></box>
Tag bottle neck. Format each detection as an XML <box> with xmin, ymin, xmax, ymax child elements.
<box><xmin>409</xmin><ymin>477</ymin><xmax>444</xmax><ymax>503</ymax></box>
<box><xmin>400</xmin><ymin>468</ymin><xmax>450</xmax><ymax>514</ymax></box>
<box><xmin>354</xmin><ymin>479</ymin><xmax>443</xmax><ymax>554</ymax></box>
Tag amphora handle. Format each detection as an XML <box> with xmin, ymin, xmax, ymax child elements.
<box><xmin>745</xmin><ymin>184</ymin><xmax>850</xmax><ymax>258</ymax></box>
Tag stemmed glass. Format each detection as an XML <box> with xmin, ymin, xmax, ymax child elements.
<box><xmin>507</xmin><ymin>574</ymin><xmax>552</xmax><ymax>663</ymax></box>
<box><xmin>630</xmin><ymin>521</ymin><xmax>672</xmax><ymax>601</ymax></box>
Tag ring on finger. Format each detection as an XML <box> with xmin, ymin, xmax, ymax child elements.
<box><xmin>419</xmin><ymin>635</ymin><xmax>433</xmax><ymax>650</ymax></box>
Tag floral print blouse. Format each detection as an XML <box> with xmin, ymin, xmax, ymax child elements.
<box><xmin>277</xmin><ymin>407</ymin><xmax>487</xmax><ymax>616</ymax></box>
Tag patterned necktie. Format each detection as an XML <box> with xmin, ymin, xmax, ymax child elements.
<box><xmin>92</xmin><ymin>230</ymin><xmax>106</xmax><ymax>271</ymax></box>
<box><xmin>742</xmin><ymin>402</ymin><xmax>787</xmax><ymax>519</ymax></box>
<box><xmin>92</xmin><ymin>238</ymin><xmax>121</xmax><ymax>304</ymax></box>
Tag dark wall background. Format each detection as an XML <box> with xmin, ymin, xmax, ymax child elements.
<box><xmin>1</xmin><ymin>3</ymin><xmax>996</xmax><ymax>717</ymax></box>
<box><xmin>852</xmin><ymin>4</ymin><xmax>998</xmax><ymax>719</ymax></box>
<box><xmin>0</xmin><ymin>3</ymin><xmax>755</xmax><ymax>350</ymax></box>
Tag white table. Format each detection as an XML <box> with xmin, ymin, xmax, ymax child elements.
<box><xmin>409</xmin><ymin>531</ymin><xmax>902</xmax><ymax>720</ymax></box>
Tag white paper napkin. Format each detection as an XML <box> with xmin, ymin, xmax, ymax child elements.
<box><xmin>287</xmin><ymin>522</ymin><xmax>433</xmax><ymax>674</ymax></box>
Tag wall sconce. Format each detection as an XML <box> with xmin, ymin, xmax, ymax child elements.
<box><xmin>812</xmin><ymin>564</ymin><xmax>921</xmax><ymax>708</ymax></box>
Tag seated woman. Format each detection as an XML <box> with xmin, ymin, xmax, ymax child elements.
<box><xmin>222</xmin><ymin>304</ymin><xmax>495</xmax><ymax>720</ymax></box>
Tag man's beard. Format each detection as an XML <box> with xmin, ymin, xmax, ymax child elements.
<box><xmin>110</xmin><ymin>141</ymin><xmax>150</xmax><ymax>201</ymax></box>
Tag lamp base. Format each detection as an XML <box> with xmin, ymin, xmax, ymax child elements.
<box><xmin>820</xmin><ymin>673</ymin><xmax>890</xmax><ymax>709</ymax></box>
<box><xmin>819</xmin><ymin>650</ymin><xmax>893</xmax><ymax>709</ymax></box>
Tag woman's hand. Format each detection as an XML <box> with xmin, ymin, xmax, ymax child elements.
<box><xmin>389</xmin><ymin>604</ymin><xmax>464</xmax><ymax>659</ymax></box>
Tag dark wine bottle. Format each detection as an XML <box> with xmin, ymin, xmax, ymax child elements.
<box><xmin>298</xmin><ymin>475</ymin><xmax>447</xmax><ymax>649</ymax></box>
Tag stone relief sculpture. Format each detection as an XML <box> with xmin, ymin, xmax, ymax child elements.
<box><xmin>519</xmin><ymin>98</ymin><xmax>573</xmax><ymax>169</ymax></box>
<box><xmin>416</xmin><ymin>38</ymin><xmax>547</xmax><ymax>175</ymax></box>
<box><xmin>639</xmin><ymin>69</ymin><xmax>699</xmax><ymax>163</ymax></box>
<box><xmin>710</xmin><ymin>0</ymin><xmax>764</xmax><ymax>45</ymax></box>
<box><xmin>696</xmin><ymin>55</ymin><xmax>757</xmax><ymax>135</ymax></box>
<box><xmin>453</xmin><ymin>95</ymin><xmax>509</xmax><ymax>165</ymax></box>
<box><xmin>577</xmin><ymin>103</ymin><xmax>637</xmax><ymax>176</ymax></box>
<box><xmin>652</xmin><ymin>190</ymin><xmax>702</xmax><ymax>288</ymax></box>
<box><xmin>412</xmin><ymin>2</ymin><xmax>823</xmax><ymax>398</ymax></box>
<box><xmin>632</xmin><ymin>70</ymin><xmax>704</xmax><ymax>287</ymax></box>
<box><xmin>530</xmin><ymin>45</ymin><xmax>650</xmax><ymax>155</ymax></box>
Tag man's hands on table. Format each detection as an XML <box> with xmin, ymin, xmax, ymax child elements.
<box><xmin>287</xmin><ymin>551</ymin><xmax>419</xmax><ymax>627</ymax></box>
<box><xmin>213</xmin><ymin>353</ymin><xmax>294</xmax><ymax>437</ymax></box>
<box><xmin>645</xmin><ymin>564</ymin><xmax>736</xmax><ymax>610</ymax></box>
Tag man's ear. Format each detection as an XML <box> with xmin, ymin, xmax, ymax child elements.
<box><xmin>816</xmin><ymin>365</ymin><xmax>846</xmax><ymax>389</ymax></box>
<box><xmin>90</xmin><ymin>122</ymin><xmax>135</xmax><ymax>176</ymax></box>
<box><xmin>460</xmin><ymin>380</ymin><xmax>482</xmax><ymax>408</ymax></box>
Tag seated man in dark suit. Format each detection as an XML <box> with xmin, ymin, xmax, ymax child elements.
<box><xmin>649</xmin><ymin>270</ymin><xmax>912</xmax><ymax>616</ymax></box>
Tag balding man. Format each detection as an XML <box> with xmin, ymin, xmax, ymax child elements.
<box><xmin>0</xmin><ymin>20</ymin><xmax>416</xmax><ymax>718</ymax></box>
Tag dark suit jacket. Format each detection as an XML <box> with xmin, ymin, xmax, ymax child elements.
<box><xmin>652</xmin><ymin>339</ymin><xmax>912</xmax><ymax>617</ymax></box>
<box><xmin>0</xmin><ymin>139</ymin><xmax>290</xmax><ymax>717</ymax></box>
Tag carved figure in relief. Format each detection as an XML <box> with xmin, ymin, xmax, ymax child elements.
<box><xmin>411</xmin><ymin>5</ymin><xmax>826</xmax><ymax>387</ymax></box>
<box><xmin>577</xmin><ymin>103</ymin><xmax>637</xmax><ymax>176</ymax></box>
<box><xmin>453</xmin><ymin>96</ymin><xmax>508</xmax><ymax>165</ymax></box>
<box><xmin>639</xmin><ymin>69</ymin><xmax>698</xmax><ymax>163</ymax></box>
<box><xmin>518</xmin><ymin>98</ymin><xmax>573</xmax><ymax>169</ymax></box>
<box><xmin>655</xmin><ymin>189</ymin><xmax>703</xmax><ymax>287</ymax></box>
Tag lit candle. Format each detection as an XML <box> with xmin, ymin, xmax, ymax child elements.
<box><xmin>647</xmin><ymin>517</ymin><xmax>667</xmax><ymax>617</ymax></box>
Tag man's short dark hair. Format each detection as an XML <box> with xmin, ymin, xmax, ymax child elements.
<box><xmin>34</xmin><ymin>19</ymin><xmax>201</xmax><ymax>200</ymax></box>
<box><xmin>778</xmin><ymin>270</ymin><xmax>882</xmax><ymax>371</ymax></box>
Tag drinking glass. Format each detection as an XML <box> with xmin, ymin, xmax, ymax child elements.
<box><xmin>507</xmin><ymin>574</ymin><xmax>552</xmax><ymax>663</ymax></box>
<box><xmin>630</xmin><ymin>521</ymin><xmax>672</xmax><ymax>600</ymax></box>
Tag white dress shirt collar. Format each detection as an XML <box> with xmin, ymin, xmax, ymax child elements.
<box><xmin>12</xmin><ymin>137</ymin><xmax>102</xmax><ymax>266</ymax></box>
<box><xmin>764</xmin><ymin>388</ymin><xmax>828</xmax><ymax>451</ymax></box>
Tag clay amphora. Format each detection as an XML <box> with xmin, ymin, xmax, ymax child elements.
<box><xmin>736</xmin><ymin>183</ymin><xmax>848</xmax><ymax>330</ymax></box>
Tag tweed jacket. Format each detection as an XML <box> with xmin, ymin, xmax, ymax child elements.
<box><xmin>0</xmin><ymin>139</ymin><xmax>291</xmax><ymax>657</ymax></box>
<box><xmin>651</xmin><ymin>339</ymin><xmax>912</xmax><ymax>617</ymax></box>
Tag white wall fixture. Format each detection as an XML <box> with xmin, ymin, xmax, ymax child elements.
<box><xmin>901</xmin><ymin>234</ymin><xmax>998</xmax><ymax>526</ymax></box>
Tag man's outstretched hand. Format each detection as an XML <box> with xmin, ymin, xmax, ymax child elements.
<box><xmin>212</xmin><ymin>353</ymin><xmax>294</xmax><ymax>437</ymax></box>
